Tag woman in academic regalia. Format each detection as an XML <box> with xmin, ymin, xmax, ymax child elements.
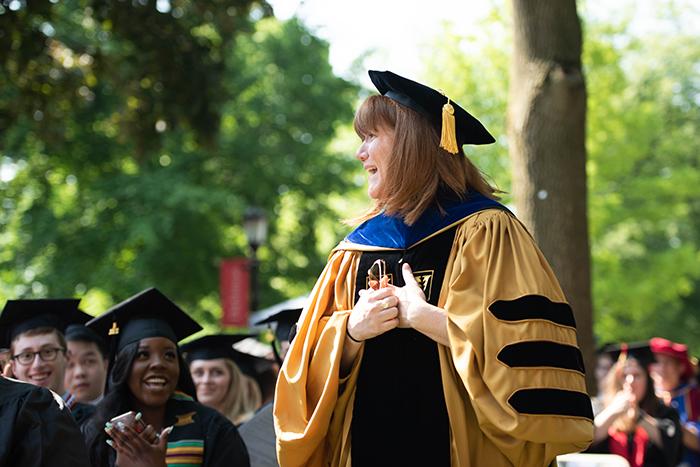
<box><xmin>82</xmin><ymin>287</ymin><xmax>250</xmax><ymax>467</ymax></box>
<box><xmin>181</xmin><ymin>335</ymin><xmax>262</xmax><ymax>426</ymax></box>
<box><xmin>274</xmin><ymin>70</ymin><xmax>594</xmax><ymax>466</ymax></box>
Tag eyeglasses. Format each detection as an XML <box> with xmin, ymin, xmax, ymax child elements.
<box><xmin>11</xmin><ymin>347</ymin><xmax>66</xmax><ymax>365</ymax></box>
<box><xmin>367</xmin><ymin>259</ymin><xmax>387</xmax><ymax>290</ymax></box>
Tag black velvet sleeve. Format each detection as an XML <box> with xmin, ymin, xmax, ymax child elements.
<box><xmin>654</xmin><ymin>403</ymin><xmax>683</xmax><ymax>467</ymax></box>
<box><xmin>0</xmin><ymin>378</ymin><xmax>90</xmax><ymax>467</ymax></box>
<box><xmin>202</xmin><ymin>406</ymin><xmax>250</xmax><ymax>467</ymax></box>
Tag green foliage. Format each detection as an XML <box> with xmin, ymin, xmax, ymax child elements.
<box><xmin>585</xmin><ymin>17</ymin><xmax>700</xmax><ymax>353</ymax></box>
<box><xmin>4</xmin><ymin>0</ymin><xmax>699</xmax><ymax>357</ymax></box>
<box><xmin>421</xmin><ymin>5</ymin><xmax>513</xmax><ymax>200</ymax></box>
<box><xmin>0</xmin><ymin>2</ymin><xmax>359</xmax><ymax>326</ymax></box>
<box><xmin>423</xmin><ymin>0</ymin><xmax>700</xmax><ymax>354</ymax></box>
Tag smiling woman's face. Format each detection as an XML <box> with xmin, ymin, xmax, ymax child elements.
<box><xmin>190</xmin><ymin>359</ymin><xmax>232</xmax><ymax>410</ymax></box>
<box><xmin>355</xmin><ymin>125</ymin><xmax>395</xmax><ymax>200</ymax></box>
<box><xmin>128</xmin><ymin>337</ymin><xmax>179</xmax><ymax>409</ymax></box>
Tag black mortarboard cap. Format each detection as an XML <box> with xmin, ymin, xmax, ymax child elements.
<box><xmin>603</xmin><ymin>341</ymin><xmax>656</xmax><ymax>367</ymax></box>
<box><xmin>182</xmin><ymin>333</ymin><xmax>274</xmax><ymax>382</ymax></box>
<box><xmin>86</xmin><ymin>288</ymin><xmax>202</xmax><ymax>352</ymax></box>
<box><xmin>181</xmin><ymin>334</ymin><xmax>257</xmax><ymax>363</ymax></box>
<box><xmin>231</xmin><ymin>345</ymin><xmax>275</xmax><ymax>380</ymax></box>
<box><xmin>255</xmin><ymin>307</ymin><xmax>302</xmax><ymax>344</ymax></box>
<box><xmin>368</xmin><ymin>70</ymin><xmax>495</xmax><ymax>152</ymax></box>
<box><xmin>0</xmin><ymin>299</ymin><xmax>90</xmax><ymax>348</ymax></box>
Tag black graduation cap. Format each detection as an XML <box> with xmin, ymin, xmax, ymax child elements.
<box><xmin>255</xmin><ymin>307</ymin><xmax>302</xmax><ymax>344</ymax></box>
<box><xmin>368</xmin><ymin>70</ymin><xmax>495</xmax><ymax>153</ymax></box>
<box><xmin>0</xmin><ymin>298</ymin><xmax>91</xmax><ymax>349</ymax></box>
<box><xmin>602</xmin><ymin>341</ymin><xmax>656</xmax><ymax>367</ymax></box>
<box><xmin>181</xmin><ymin>334</ymin><xmax>256</xmax><ymax>363</ymax></box>
<box><xmin>182</xmin><ymin>333</ymin><xmax>275</xmax><ymax>384</ymax></box>
<box><xmin>85</xmin><ymin>287</ymin><xmax>202</xmax><ymax>352</ymax></box>
<box><xmin>231</xmin><ymin>345</ymin><xmax>276</xmax><ymax>382</ymax></box>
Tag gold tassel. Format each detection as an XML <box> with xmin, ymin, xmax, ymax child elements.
<box><xmin>439</xmin><ymin>98</ymin><xmax>459</xmax><ymax>154</ymax></box>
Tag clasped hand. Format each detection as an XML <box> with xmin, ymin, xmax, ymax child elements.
<box><xmin>347</xmin><ymin>263</ymin><xmax>427</xmax><ymax>341</ymax></box>
<box><xmin>607</xmin><ymin>387</ymin><xmax>640</xmax><ymax>421</ymax></box>
<box><xmin>105</xmin><ymin>422</ymin><xmax>173</xmax><ymax>467</ymax></box>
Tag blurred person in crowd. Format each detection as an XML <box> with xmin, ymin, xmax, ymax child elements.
<box><xmin>588</xmin><ymin>344</ymin><xmax>682</xmax><ymax>467</ymax></box>
<box><xmin>0</xmin><ymin>298</ymin><xmax>96</xmax><ymax>425</ymax></box>
<box><xmin>239</xmin><ymin>307</ymin><xmax>303</xmax><ymax>467</ymax></box>
<box><xmin>593</xmin><ymin>343</ymin><xmax>618</xmax><ymax>415</ymax></box>
<box><xmin>0</xmin><ymin>375</ymin><xmax>90</xmax><ymax>466</ymax></box>
<box><xmin>64</xmin><ymin>322</ymin><xmax>109</xmax><ymax>404</ymax></box>
<box><xmin>182</xmin><ymin>334</ymin><xmax>263</xmax><ymax>426</ymax></box>
<box><xmin>82</xmin><ymin>287</ymin><xmax>249</xmax><ymax>467</ymax></box>
<box><xmin>650</xmin><ymin>337</ymin><xmax>700</xmax><ymax>467</ymax></box>
<box><xmin>275</xmin><ymin>70</ymin><xmax>593</xmax><ymax>466</ymax></box>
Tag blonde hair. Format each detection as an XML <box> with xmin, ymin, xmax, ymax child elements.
<box><xmin>220</xmin><ymin>359</ymin><xmax>262</xmax><ymax>425</ymax></box>
<box><xmin>352</xmin><ymin>95</ymin><xmax>499</xmax><ymax>225</ymax></box>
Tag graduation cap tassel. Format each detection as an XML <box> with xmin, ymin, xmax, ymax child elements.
<box><xmin>439</xmin><ymin>98</ymin><xmax>459</xmax><ymax>155</ymax></box>
<box><xmin>103</xmin><ymin>321</ymin><xmax>120</xmax><ymax>393</ymax></box>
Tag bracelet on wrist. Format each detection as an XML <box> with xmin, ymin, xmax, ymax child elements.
<box><xmin>346</xmin><ymin>326</ymin><xmax>363</xmax><ymax>343</ymax></box>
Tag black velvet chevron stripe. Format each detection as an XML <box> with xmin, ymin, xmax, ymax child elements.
<box><xmin>508</xmin><ymin>388</ymin><xmax>593</xmax><ymax>420</ymax></box>
<box><xmin>488</xmin><ymin>295</ymin><xmax>576</xmax><ymax>328</ymax></box>
<box><xmin>497</xmin><ymin>341</ymin><xmax>585</xmax><ymax>373</ymax></box>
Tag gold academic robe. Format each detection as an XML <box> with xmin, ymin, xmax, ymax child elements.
<box><xmin>274</xmin><ymin>208</ymin><xmax>593</xmax><ymax>466</ymax></box>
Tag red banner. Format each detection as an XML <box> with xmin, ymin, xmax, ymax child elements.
<box><xmin>220</xmin><ymin>258</ymin><xmax>250</xmax><ymax>327</ymax></box>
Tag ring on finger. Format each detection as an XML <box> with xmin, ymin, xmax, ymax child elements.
<box><xmin>381</xmin><ymin>299</ymin><xmax>391</xmax><ymax>310</ymax></box>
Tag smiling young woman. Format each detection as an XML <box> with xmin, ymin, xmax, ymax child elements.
<box><xmin>82</xmin><ymin>288</ymin><xmax>250</xmax><ymax>467</ymax></box>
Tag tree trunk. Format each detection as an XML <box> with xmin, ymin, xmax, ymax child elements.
<box><xmin>508</xmin><ymin>0</ymin><xmax>596</xmax><ymax>394</ymax></box>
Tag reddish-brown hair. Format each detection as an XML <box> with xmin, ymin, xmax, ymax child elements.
<box><xmin>352</xmin><ymin>95</ymin><xmax>498</xmax><ymax>225</ymax></box>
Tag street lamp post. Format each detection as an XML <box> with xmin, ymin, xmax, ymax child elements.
<box><xmin>243</xmin><ymin>207</ymin><xmax>268</xmax><ymax>314</ymax></box>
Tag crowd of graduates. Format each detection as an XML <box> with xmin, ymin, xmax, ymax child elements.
<box><xmin>586</xmin><ymin>338</ymin><xmax>700</xmax><ymax>467</ymax></box>
<box><xmin>2</xmin><ymin>295</ymin><xmax>698</xmax><ymax>467</ymax></box>
<box><xmin>0</xmin><ymin>288</ymin><xmax>299</xmax><ymax>467</ymax></box>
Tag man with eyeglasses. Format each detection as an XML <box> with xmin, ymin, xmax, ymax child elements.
<box><xmin>0</xmin><ymin>298</ymin><xmax>96</xmax><ymax>426</ymax></box>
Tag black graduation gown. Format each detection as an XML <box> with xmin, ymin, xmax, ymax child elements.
<box><xmin>63</xmin><ymin>392</ymin><xmax>96</xmax><ymax>427</ymax></box>
<box><xmin>587</xmin><ymin>404</ymin><xmax>682</xmax><ymax>467</ymax></box>
<box><xmin>70</xmin><ymin>401</ymin><xmax>96</xmax><ymax>426</ymax></box>
<box><xmin>0</xmin><ymin>377</ymin><xmax>90</xmax><ymax>467</ymax></box>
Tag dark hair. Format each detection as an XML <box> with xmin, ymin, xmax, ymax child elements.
<box><xmin>84</xmin><ymin>340</ymin><xmax>196</xmax><ymax>466</ymax></box>
<box><xmin>352</xmin><ymin>95</ymin><xmax>499</xmax><ymax>225</ymax></box>
<box><xmin>627</xmin><ymin>357</ymin><xmax>665</xmax><ymax>416</ymax></box>
<box><xmin>66</xmin><ymin>333</ymin><xmax>109</xmax><ymax>360</ymax></box>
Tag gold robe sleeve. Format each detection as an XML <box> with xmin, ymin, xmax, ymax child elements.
<box><xmin>440</xmin><ymin>209</ymin><xmax>593</xmax><ymax>466</ymax></box>
<box><xmin>274</xmin><ymin>249</ymin><xmax>362</xmax><ymax>467</ymax></box>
